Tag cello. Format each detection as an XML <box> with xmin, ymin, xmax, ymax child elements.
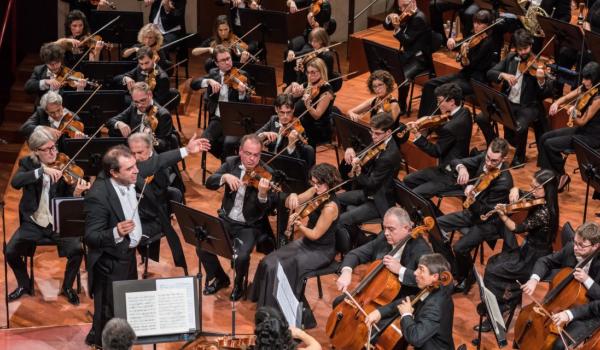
<box><xmin>325</xmin><ymin>217</ymin><xmax>435</xmax><ymax>350</ymax></box>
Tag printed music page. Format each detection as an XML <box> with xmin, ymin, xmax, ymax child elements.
<box><xmin>125</xmin><ymin>288</ymin><xmax>190</xmax><ymax>337</ymax></box>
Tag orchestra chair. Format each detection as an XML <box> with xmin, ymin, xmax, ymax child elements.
<box><xmin>407</xmin><ymin>30</ymin><xmax>444</xmax><ymax>114</ymax></box>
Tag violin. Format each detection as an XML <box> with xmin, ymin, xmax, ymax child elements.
<box><xmin>145</xmin><ymin>68</ymin><xmax>158</xmax><ymax>91</ymax></box>
<box><xmin>55</xmin><ymin>66</ymin><xmax>99</xmax><ymax>89</ymax></box>
<box><xmin>569</xmin><ymin>85</ymin><xmax>599</xmax><ymax>127</ymax></box>
<box><xmin>350</xmin><ymin>141</ymin><xmax>387</xmax><ymax>177</ymax></box>
<box><xmin>242</xmin><ymin>165</ymin><xmax>282</xmax><ymax>192</ymax></box>
<box><xmin>458</xmin><ymin>33</ymin><xmax>486</xmax><ymax>66</ymax></box>
<box><xmin>284</xmin><ymin>193</ymin><xmax>330</xmax><ymax>238</ymax></box>
<box><xmin>223</xmin><ymin>67</ymin><xmax>255</xmax><ymax>95</ymax></box>
<box><xmin>386</xmin><ymin>0</ymin><xmax>417</xmax><ymax>27</ymax></box>
<box><xmin>144</xmin><ymin>106</ymin><xmax>159</xmax><ymax>132</ymax></box>
<box><xmin>58</xmin><ymin>113</ymin><xmax>86</xmax><ymax>138</ymax></box>
<box><xmin>80</xmin><ymin>34</ymin><xmax>114</xmax><ymax>50</ymax></box>
<box><xmin>310</xmin><ymin>0</ymin><xmax>323</xmax><ymax>15</ymax></box>
<box><xmin>50</xmin><ymin>153</ymin><xmax>86</xmax><ymax>186</ymax></box>
<box><xmin>463</xmin><ymin>168</ymin><xmax>501</xmax><ymax>209</ymax></box>
<box><xmin>397</xmin><ymin>113</ymin><xmax>451</xmax><ymax>138</ymax></box>
<box><xmin>305</xmin><ymin>81</ymin><xmax>324</xmax><ymax>100</ymax></box>
<box><xmin>325</xmin><ymin>217</ymin><xmax>435</xmax><ymax>350</ymax></box>
<box><xmin>480</xmin><ymin>197</ymin><xmax>546</xmax><ymax>221</ymax></box>
<box><xmin>279</xmin><ymin>119</ymin><xmax>308</xmax><ymax>144</ymax></box>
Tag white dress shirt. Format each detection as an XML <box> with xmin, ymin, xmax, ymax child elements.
<box><xmin>110</xmin><ymin>178</ymin><xmax>143</xmax><ymax>248</ymax></box>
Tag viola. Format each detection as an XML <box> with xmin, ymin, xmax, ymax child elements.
<box><xmin>569</xmin><ymin>85</ymin><xmax>599</xmax><ymax>127</ymax></box>
<box><xmin>58</xmin><ymin>113</ymin><xmax>85</xmax><ymax>138</ymax></box>
<box><xmin>223</xmin><ymin>67</ymin><xmax>255</xmax><ymax>95</ymax></box>
<box><xmin>279</xmin><ymin>119</ymin><xmax>308</xmax><ymax>144</ymax></box>
<box><xmin>463</xmin><ymin>168</ymin><xmax>501</xmax><ymax>209</ymax></box>
<box><xmin>480</xmin><ymin>197</ymin><xmax>546</xmax><ymax>221</ymax></box>
<box><xmin>55</xmin><ymin>66</ymin><xmax>99</xmax><ymax>89</ymax></box>
<box><xmin>50</xmin><ymin>153</ymin><xmax>86</xmax><ymax>186</ymax></box>
<box><xmin>397</xmin><ymin>112</ymin><xmax>451</xmax><ymax>138</ymax></box>
<box><xmin>325</xmin><ymin>217</ymin><xmax>435</xmax><ymax>350</ymax></box>
<box><xmin>242</xmin><ymin>165</ymin><xmax>282</xmax><ymax>192</ymax></box>
<box><xmin>284</xmin><ymin>193</ymin><xmax>330</xmax><ymax>238</ymax></box>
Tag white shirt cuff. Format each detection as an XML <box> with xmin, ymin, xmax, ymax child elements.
<box><xmin>286</xmin><ymin>144</ymin><xmax>296</xmax><ymax>154</ymax></box>
<box><xmin>219</xmin><ymin>175</ymin><xmax>226</xmax><ymax>186</ymax></box>
<box><xmin>113</xmin><ymin>227</ymin><xmax>124</xmax><ymax>244</ymax></box>
<box><xmin>530</xmin><ymin>274</ymin><xmax>541</xmax><ymax>282</ymax></box>
<box><xmin>456</xmin><ymin>164</ymin><xmax>465</xmax><ymax>172</ymax></box>
<box><xmin>398</xmin><ymin>267</ymin><xmax>406</xmax><ymax>282</ymax></box>
<box><xmin>566</xmin><ymin>310</ymin><xmax>574</xmax><ymax>322</ymax></box>
<box><xmin>584</xmin><ymin>277</ymin><xmax>595</xmax><ymax>290</ymax></box>
<box><xmin>179</xmin><ymin>147</ymin><xmax>188</xmax><ymax>158</ymax></box>
<box><xmin>114</xmin><ymin>121</ymin><xmax>124</xmax><ymax>130</ymax></box>
<box><xmin>341</xmin><ymin>266</ymin><xmax>353</xmax><ymax>274</ymax></box>
<box><xmin>258</xmin><ymin>193</ymin><xmax>268</xmax><ymax>203</ymax></box>
<box><xmin>200</xmin><ymin>79</ymin><xmax>209</xmax><ymax>89</ymax></box>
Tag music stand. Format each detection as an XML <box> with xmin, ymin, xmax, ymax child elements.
<box><xmin>261</xmin><ymin>152</ymin><xmax>310</xmax><ymax>194</ymax></box>
<box><xmin>471</xmin><ymin>79</ymin><xmax>517</xmax><ymax>132</ymax></box>
<box><xmin>61</xmin><ymin>90</ymin><xmax>128</xmax><ymax>135</ymax></box>
<box><xmin>235</xmin><ymin>63</ymin><xmax>277</xmax><ymax>99</ymax></box>
<box><xmin>52</xmin><ymin>197</ymin><xmax>85</xmax><ymax>238</ymax></box>
<box><xmin>62</xmin><ymin>137</ymin><xmax>127</xmax><ymax>175</ymax></box>
<box><xmin>472</xmin><ymin>268</ymin><xmax>508</xmax><ymax>349</ymax></box>
<box><xmin>89</xmin><ymin>10</ymin><xmax>143</xmax><ymax>49</ymax></box>
<box><xmin>362</xmin><ymin>40</ymin><xmax>406</xmax><ymax>85</ymax></box>
<box><xmin>574</xmin><ymin>136</ymin><xmax>600</xmax><ymax>222</ymax></box>
<box><xmin>79</xmin><ymin>61</ymin><xmax>137</xmax><ymax>90</ymax></box>
<box><xmin>260</xmin><ymin>0</ymin><xmax>289</xmax><ymax>11</ymax></box>
<box><xmin>585</xmin><ymin>30</ymin><xmax>600</xmax><ymax>64</ymax></box>
<box><xmin>538</xmin><ymin>17</ymin><xmax>582</xmax><ymax>52</ymax></box>
<box><xmin>239</xmin><ymin>7</ymin><xmax>308</xmax><ymax>44</ymax></box>
<box><xmin>393</xmin><ymin>180</ymin><xmax>444</xmax><ymax>243</ymax></box>
<box><xmin>219</xmin><ymin>101</ymin><xmax>274</xmax><ymax>136</ymax></box>
<box><xmin>332</xmin><ymin>112</ymin><xmax>372</xmax><ymax>160</ymax></box>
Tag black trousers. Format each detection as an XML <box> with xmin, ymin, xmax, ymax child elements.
<box><xmin>5</xmin><ymin>221</ymin><xmax>83</xmax><ymax>290</ymax></box>
<box><xmin>196</xmin><ymin>220</ymin><xmax>259</xmax><ymax>283</ymax></box>
<box><xmin>337</xmin><ymin>190</ymin><xmax>382</xmax><ymax>247</ymax></box>
<box><xmin>202</xmin><ymin>114</ymin><xmax>224</xmax><ymax>160</ymax></box>
<box><xmin>403</xmin><ymin>166</ymin><xmax>460</xmax><ymax>199</ymax></box>
<box><xmin>429</xmin><ymin>0</ymin><xmax>479</xmax><ymax>40</ymax></box>
<box><xmin>537</xmin><ymin>127</ymin><xmax>577</xmax><ymax>175</ymax></box>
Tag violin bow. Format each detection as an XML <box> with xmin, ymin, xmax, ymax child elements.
<box><xmin>58</xmin><ymin>84</ymin><xmax>102</xmax><ymax>134</ymax></box>
<box><xmin>129</xmin><ymin>176</ymin><xmax>154</xmax><ymax>221</ymax></box>
<box><xmin>287</xmin><ymin>41</ymin><xmax>345</xmax><ymax>63</ymax></box>
<box><xmin>453</xmin><ymin>18</ymin><xmax>504</xmax><ymax>49</ymax></box>
<box><xmin>158</xmin><ymin>32</ymin><xmax>196</xmax><ymax>52</ymax></box>
<box><xmin>230</xmin><ymin>23</ymin><xmax>262</xmax><ymax>49</ymax></box>
<box><xmin>555</xmin><ymin>81</ymin><xmax>600</xmax><ymax>114</ymax></box>
<box><xmin>78</xmin><ymin>15</ymin><xmax>121</xmax><ymax>47</ymax></box>
<box><xmin>515</xmin><ymin>175</ymin><xmax>555</xmax><ymax>202</ymax></box>
<box><xmin>58</xmin><ymin>123</ymin><xmax>106</xmax><ymax>174</ymax></box>
<box><xmin>519</xmin><ymin>35</ymin><xmax>556</xmax><ymax>76</ymax></box>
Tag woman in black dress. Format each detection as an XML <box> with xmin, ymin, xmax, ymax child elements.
<box><xmin>478</xmin><ymin>169</ymin><xmax>559</xmax><ymax>331</ymax></box>
<box><xmin>348</xmin><ymin>70</ymin><xmax>401</xmax><ymax>123</ymax></box>
<box><xmin>284</xmin><ymin>58</ymin><xmax>334</xmax><ymax>148</ymax></box>
<box><xmin>250</xmin><ymin>163</ymin><xmax>340</xmax><ymax>321</ymax></box>
<box><xmin>56</xmin><ymin>10</ymin><xmax>105</xmax><ymax>67</ymax></box>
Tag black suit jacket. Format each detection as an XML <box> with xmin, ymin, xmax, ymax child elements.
<box><xmin>384</xmin><ymin>10</ymin><xmax>431</xmax><ymax>64</ymax></box>
<box><xmin>149</xmin><ymin>0</ymin><xmax>186</xmax><ymax>33</ymax></box>
<box><xmin>114</xmin><ymin>65</ymin><xmax>171</xmax><ymax>105</ymax></box>
<box><xmin>20</xmin><ymin>107</ymin><xmax>81</xmax><ymax>149</ymax></box>
<box><xmin>571</xmin><ymin>299</ymin><xmax>600</xmax><ymax>320</ymax></box>
<box><xmin>24</xmin><ymin>64</ymin><xmax>76</xmax><ymax>103</ymax></box>
<box><xmin>205</xmin><ymin>156</ymin><xmax>275</xmax><ymax>226</ymax></box>
<box><xmin>459</xmin><ymin>35</ymin><xmax>497</xmax><ymax>81</ymax></box>
<box><xmin>257</xmin><ymin>115</ymin><xmax>310</xmax><ymax>157</ymax></box>
<box><xmin>190</xmin><ymin>68</ymin><xmax>251</xmax><ymax>117</ymax></box>
<box><xmin>413</xmin><ymin>106</ymin><xmax>472</xmax><ymax>167</ymax></box>
<box><xmin>399</xmin><ymin>287</ymin><xmax>455</xmax><ymax>350</ymax></box>
<box><xmin>449</xmin><ymin>153</ymin><xmax>513</xmax><ymax>219</ymax></box>
<box><xmin>531</xmin><ymin>242</ymin><xmax>600</xmax><ymax>300</ymax></box>
<box><xmin>487</xmin><ymin>52</ymin><xmax>553</xmax><ymax>108</ymax></box>
<box><xmin>107</xmin><ymin>102</ymin><xmax>174</xmax><ymax>152</ymax></box>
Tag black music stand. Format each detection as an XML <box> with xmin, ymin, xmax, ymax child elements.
<box><xmin>235</xmin><ymin>63</ymin><xmax>278</xmax><ymax>99</ymax></box>
<box><xmin>79</xmin><ymin>61</ymin><xmax>137</xmax><ymax>90</ymax></box>
<box><xmin>219</xmin><ymin>101</ymin><xmax>274</xmax><ymax>136</ymax></box>
<box><xmin>172</xmin><ymin>202</ymin><xmax>242</xmax><ymax>337</ymax></box>
<box><xmin>471</xmin><ymin>79</ymin><xmax>517</xmax><ymax>132</ymax></box>
<box><xmin>260</xmin><ymin>0</ymin><xmax>289</xmax><ymax>11</ymax></box>
<box><xmin>239</xmin><ymin>7</ymin><xmax>308</xmax><ymax>44</ymax></box>
<box><xmin>52</xmin><ymin>198</ymin><xmax>85</xmax><ymax>238</ymax></box>
<box><xmin>89</xmin><ymin>10</ymin><xmax>143</xmax><ymax>49</ymax></box>
<box><xmin>394</xmin><ymin>180</ymin><xmax>444</xmax><ymax>243</ymax></box>
<box><xmin>362</xmin><ymin>40</ymin><xmax>405</xmax><ymax>85</ymax></box>
<box><xmin>62</xmin><ymin>137</ymin><xmax>127</xmax><ymax>175</ymax></box>
<box><xmin>332</xmin><ymin>112</ymin><xmax>372</xmax><ymax>165</ymax></box>
<box><xmin>538</xmin><ymin>17</ymin><xmax>582</xmax><ymax>52</ymax></box>
<box><xmin>61</xmin><ymin>90</ymin><xmax>128</xmax><ymax>134</ymax></box>
<box><xmin>585</xmin><ymin>30</ymin><xmax>600</xmax><ymax>63</ymax></box>
<box><xmin>472</xmin><ymin>268</ymin><xmax>508</xmax><ymax>349</ymax></box>
<box><xmin>574</xmin><ymin>136</ymin><xmax>600</xmax><ymax>223</ymax></box>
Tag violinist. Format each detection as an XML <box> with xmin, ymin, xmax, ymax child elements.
<box><xmin>520</xmin><ymin>222</ymin><xmax>600</xmax><ymax>350</ymax></box>
<box><xmin>284</xmin><ymin>27</ymin><xmax>335</xmax><ymax>87</ymax></box>
<box><xmin>250</xmin><ymin>163</ymin><xmax>341</xmax><ymax>327</ymax></box>
<box><xmin>436</xmin><ymin>138</ymin><xmax>513</xmax><ymax>293</ymax></box>
<box><xmin>383</xmin><ymin>0</ymin><xmax>432</xmax><ymax>115</ymax></box>
<box><xmin>20</xmin><ymin>91</ymin><xmax>85</xmax><ymax>152</ymax></box>
<box><xmin>107</xmin><ymin>82</ymin><xmax>176</xmax><ymax>153</ymax></box>
<box><xmin>334</xmin><ymin>207</ymin><xmax>432</xmax><ymax>335</ymax></box>
<box><xmin>256</xmin><ymin>93</ymin><xmax>315</xmax><ymax>168</ymax></box>
<box><xmin>122</xmin><ymin>23</ymin><xmax>172</xmax><ymax>73</ymax></box>
<box><xmin>477</xmin><ymin>169</ymin><xmax>558</xmax><ymax>333</ymax></box>
<box><xmin>199</xmin><ymin>134</ymin><xmax>277</xmax><ymax>301</ymax></box>
<box><xmin>6</xmin><ymin>126</ymin><xmax>87</xmax><ymax>305</ymax></box>
<box><xmin>147</xmin><ymin>0</ymin><xmax>187</xmax><ymax>46</ymax></box>
<box><xmin>191</xmin><ymin>45</ymin><xmax>251</xmax><ymax>160</ymax></box>
<box><xmin>539</xmin><ymin>62</ymin><xmax>600</xmax><ymax>192</ymax></box>
<box><xmin>403</xmin><ymin>83</ymin><xmax>472</xmax><ymax>199</ymax></box>
<box><xmin>55</xmin><ymin>10</ymin><xmax>104</xmax><ymax>67</ymax></box>
<box><xmin>418</xmin><ymin>9</ymin><xmax>497</xmax><ymax>117</ymax></box>
<box><xmin>337</xmin><ymin>113</ymin><xmax>403</xmax><ymax>248</ymax></box>
<box><xmin>115</xmin><ymin>46</ymin><xmax>172</xmax><ymax>106</ymax></box>
<box><xmin>476</xmin><ymin>29</ymin><xmax>554</xmax><ymax>167</ymax></box>
<box><xmin>24</xmin><ymin>42</ymin><xmax>86</xmax><ymax>104</ymax></box>
<box><xmin>364</xmin><ymin>253</ymin><xmax>455</xmax><ymax>350</ymax></box>
<box><xmin>348</xmin><ymin>70</ymin><xmax>401</xmax><ymax>123</ymax></box>
<box><xmin>284</xmin><ymin>57</ymin><xmax>334</xmax><ymax>149</ymax></box>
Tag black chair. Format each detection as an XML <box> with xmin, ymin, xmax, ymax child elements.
<box><xmin>407</xmin><ymin>30</ymin><xmax>443</xmax><ymax>114</ymax></box>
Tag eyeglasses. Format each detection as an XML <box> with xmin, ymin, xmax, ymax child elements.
<box><xmin>574</xmin><ymin>240</ymin><xmax>594</xmax><ymax>249</ymax></box>
<box><xmin>306</xmin><ymin>70</ymin><xmax>319</xmax><ymax>75</ymax></box>
<box><xmin>38</xmin><ymin>145</ymin><xmax>57</xmax><ymax>153</ymax></box>
<box><xmin>217</xmin><ymin>56</ymin><xmax>232</xmax><ymax>63</ymax></box>
<box><xmin>485</xmin><ymin>154</ymin><xmax>503</xmax><ymax>165</ymax></box>
<box><xmin>370</xmin><ymin>129</ymin><xmax>386</xmax><ymax>137</ymax></box>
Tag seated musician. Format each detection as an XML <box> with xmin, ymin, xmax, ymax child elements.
<box><xmin>257</xmin><ymin>93</ymin><xmax>316</xmax><ymax>168</ymax></box>
<box><xmin>284</xmin><ymin>57</ymin><xmax>334</xmax><ymax>149</ymax></box>
<box><xmin>403</xmin><ymin>83</ymin><xmax>472</xmax><ymax>199</ymax></box>
<box><xmin>198</xmin><ymin>134</ymin><xmax>277</xmax><ymax>301</ymax></box>
<box><xmin>384</xmin><ymin>0</ymin><xmax>432</xmax><ymax>115</ymax></box>
<box><xmin>214</xmin><ymin>0</ymin><xmax>260</xmax><ymax>36</ymax></box>
<box><xmin>552</xmin><ymin>299</ymin><xmax>600</xmax><ymax>345</ymax></box>
<box><xmin>475</xmin><ymin>29</ymin><xmax>553</xmax><ymax>167</ymax></box>
<box><xmin>107</xmin><ymin>82</ymin><xmax>176</xmax><ymax>153</ymax></box>
<box><xmin>54</xmin><ymin>10</ymin><xmax>105</xmax><ymax>67</ymax></box>
<box><xmin>335</xmin><ymin>207</ymin><xmax>431</xmax><ymax>332</ymax></box>
<box><xmin>348</xmin><ymin>70</ymin><xmax>402</xmax><ymax>124</ymax></box>
<box><xmin>147</xmin><ymin>0</ymin><xmax>187</xmax><ymax>45</ymax></box>
<box><xmin>520</xmin><ymin>222</ymin><xmax>600</xmax><ymax>350</ymax></box>
<box><xmin>418</xmin><ymin>9</ymin><xmax>497</xmax><ymax>117</ymax></box>
<box><xmin>477</xmin><ymin>169</ymin><xmax>558</xmax><ymax>332</ymax></box>
<box><xmin>539</xmin><ymin>61</ymin><xmax>600</xmax><ymax>192</ymax></box>
<box><xmin>6</xmin><ymin>126</ymin><xmax>88</xmax><ymax>305</ymax></box>
<box><xmin>250</xmin><ymin>163</ymin><xmax>341</xmax><ymax>327</ymax></box>
<box><xmin>337</xmin><ymin>112</ymin><xmax>403</xmax><ymax>247</ymax></box>
<box><xmin>20</xmin><ymin>91</ymin><xmax>85</xmax><ymax>150</ymax></box>
<box><xmin>284</xmin><ymin>27</ymin><xmax>335</xmax><ymax>88</ymax></box>
<box><xmin>364</xmin><ymin>253</ymin><xmax>455</xmax><ymax>350</ymax></box>
<box><xmin>122</xmin><ymin>23</ymin><xmax>172</xmax><ymax>72</ymax></box>
<box><xmin>436</xmin><ymin>138</ymin><xmax>513</xmax><ymax>293</ymax></box>
<box><xmin>24</xmin><ymin>42</ymin><xmax>86</xmax><ymax>104</ymax></box>
<box><xmin>191</xmin><ymin>44</ymin><xmax>251</xmax><ymax>160</ymax></box>
<box><xmin>115</xmin><ymin>46</ymin><xmax>172</xmax><ymax>106</ymax></box>
<box><xmin>429</xmin><ymin>0</ymin><xmax>479</xmax><ymax>42</ymax></box>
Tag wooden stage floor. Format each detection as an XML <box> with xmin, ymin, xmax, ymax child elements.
<box><xmin>0</xmin><ymin>35</ymin><xmax>598</xmax><ymax>350</ymax></box>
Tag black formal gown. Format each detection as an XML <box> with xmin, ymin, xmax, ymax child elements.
<box><xmin>293</xmin><ymin>83</ymin><xmax>334</xmax><ymax>148</ymax></box>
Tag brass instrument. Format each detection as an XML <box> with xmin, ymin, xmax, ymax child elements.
<box><xmin>518</xmin><ymin>0</ymin><xmax>548</xmax><ymax>37</ymax></box>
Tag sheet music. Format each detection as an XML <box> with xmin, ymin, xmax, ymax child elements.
<box><xmin>275</xmin><ymin>262</ymin><xmax>300</xmax><ymax>327</ymax></box>
<box><xmin>156</xmin><ymin>277</ymin><xmax>196</xmax><ymax>330</ymax></box>
<box><xmin>125</xmin><ymin>288</ymin><xmax>190</xmax><ymax>337</ymax></box>
<box><xmin>474</xmin><ymin>269</ymin><xmax>507</xmax><ymax>345</ymax></box>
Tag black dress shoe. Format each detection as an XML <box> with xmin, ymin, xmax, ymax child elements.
<box><xmin>62</xmin><ymin>287</ymin><xmax>80</xmax><ymax>306</ymax></box>
<box><xmin>473</xmin><ymin>318</ymin><xmax>492</xmax><ymax>333</ymax></box>
<box><xmin>203</xmin><ymin>277</ymin><xmax>230</xmax><ymax>295</ymax></box>
<box><xmin>558</xmin><ymin>174</ymin><xmax>571</xmax><ymax>193</ymax></box>
<box><xmin>453</xmin><ymin>278</ymin><xmax>474</xmax><ymax>294</ymax></box>
<box><xmin>85</xmin><ymin>329</ymin><xmax>97</xmax><ymax>347</ymax></box>
<box><xmin>230</xmin><ymin>279</ymin><xmax>246</xmax><ymax>301</ymax></box>
<box><xmin>510</xmin><ymin>157</ymin><xmax>525</xmax><ymax>168</ymax></box>
<box><xmin>7</xmin><ymin>286</ymin><xmax>30</xmax><ymax>302</ymax></box>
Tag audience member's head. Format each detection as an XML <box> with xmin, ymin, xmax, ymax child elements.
<box><xmin>102</xmin><ymin>318</ymin><xmax>136</xmax><ymax>350</ymax></box>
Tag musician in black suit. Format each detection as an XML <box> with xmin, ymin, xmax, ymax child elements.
<box><xmin>403</xmin><ymin>83</ymin><xmax>473</xmax><ymax>199</ymax></box>
<box><xmin>6</xmin><ymin>127</ymin><xmax>88</xmax><ymax>305</ymax></box>
<box><xmin>198</xmin><ymin>134</ymin><xmax>277</xmax><ymax>301</ymax></box>
<box><xmin>84</xmin><ymin>138</ymin><xmax>209</xmax><ymax>347</ymax></box>
<box><xmin>107</xmin><ymin>82</ymin><xmax>175</xmax><ymax>153</ymax></box>
<box><xmin>257</xmin><ymin>93</ymin><xmax>315</xmax><ymax>168</ymax></box>
<box><xmin>147</xmin><ymin>0</ymin><xmax>186</xmax><ymax>45</ymax></box>
<box><xmin>190</xmin><ymin>45</ymin><xmax>251</xmax><ymax>160</ymax></box>
<box><xmin>338</xmin><ymin>113</ymin><xmax>403</xmax><ymax>247</ymax></box>
<box><xmin>476</xmin><ymin>29</ymin><xmax>554</xmax><ymax>166</ymax></box>
<box><xmin>435</xmin><ymin>138</ymin><xmax>513</xmax><ymax>292</ymax></box>
<box><xmin>521</xmin><ymin>222</ymin><xmax>600</xmax><ymax>350</ymax></box>
<box><xmin>365</xmin><ymin>253</ymin><xmax>455</xmax><ymax>350</ymax></box>
<box><xmin>114</xmin><ymin>46</ymin><xmax>172</xmax><ymax>106</ymax></box>
<box><xmin>384</xmin><ymin>0</ymin><xmax>432</xmax><ymax>113</ymax></box>
<box><xmin>24</xmin><ymin>42</ymin><xmax>86</xmax><ymax>105</ymax></box>
<box><xmin>418</xmin><ymin>9</ymin><xmax>497</xmax><ymax>117</ymax></box>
